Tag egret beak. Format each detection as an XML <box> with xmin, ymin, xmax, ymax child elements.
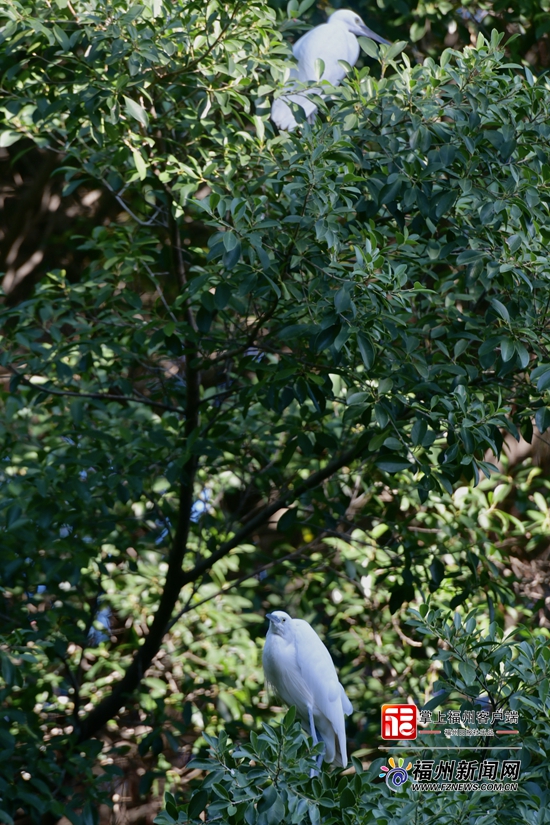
<box><xmin>266</xmin><ymin>612</ymin><xmax>279</xmax><ymax>624</ymax></box>
<box><xmin>359</xmin><ymin>25</ymin><xmax>391</xmax><ymax>46</ymax></box>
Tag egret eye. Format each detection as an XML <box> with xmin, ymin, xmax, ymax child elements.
<box><xmin>355</xmin><ymin>17</ymin><xmax>361</xmax><ymax>24</ymax></box>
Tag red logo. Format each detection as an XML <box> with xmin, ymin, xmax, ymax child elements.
<box><xmin>381</xmin><ymin>704</ymin><xmax>417</xmax><ymax>740</ymax></box>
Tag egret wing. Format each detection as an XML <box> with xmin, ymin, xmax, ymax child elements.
<box><xmin>262</xmin><ymin>632</ymin><xmax>313</xmax><ymax>721</ymax></box>
<box><xmin>292</xmin><ymin>24</ymin><xmax>355</xmax><ymax>85</ymax></box>
<box><xmin>271</xmin><ymin>97</ymin><xmax>298</xmax><ymax>131</ymax></box>
<box><xmin>292</xmin><ymin>619</ymin><xmax>350</xmax><ymax>764</ymax></box>
<box><xmin>270</xmin><ymin>64</ymin><xmax>318</xmax><ymax>130</ymax></box>
<box><xmin>340</xmin><ymin>683</ymin><xmax>353</xmax><ymax>716</ymax></box>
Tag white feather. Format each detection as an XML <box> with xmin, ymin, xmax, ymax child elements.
<box><xmin>270</xmin><ymin>9</ymin><xmax>389</xmax><ymax>131</ymax></box>
<box><xmin>262</xmin><ymin>610</ymin><xmax>353</xmax><ymax>767</ymax></box>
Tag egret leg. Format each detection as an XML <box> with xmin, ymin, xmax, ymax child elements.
<box><xmin>308</xmin><ymin>738</ymin><xmax>325</xmax><ymax>777</ymax></box>
<box><xmin>307</xmin><ymin>705</ymin><xmax>324</xmax><ymax>777</ymax></box>
<box><xmin>307</xmin><ymin>705</ymin><xmax>318</xmax><ymax>745</ymax></box>
<box><xmin>315</xmin><ymin>735</ymin><xmax>325</xmax><ymax>769</ymax></box>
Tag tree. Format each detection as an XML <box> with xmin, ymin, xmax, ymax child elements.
<box><xmin>1</xmin><ymin>0</ymin><xmax>550</xmax><ymax>822</ymax></box>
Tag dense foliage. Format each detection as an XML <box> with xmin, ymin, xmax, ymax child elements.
<box><xmin>347</xmin><ymin>0</ymin><xmax>550</xmax><ymax>70</ymax></box>
<box><xmin>156</xmin><ymin>610</ymin><xmax>550</xmax><ymax>825</ymax></box>
<box><xmin>1</xmin><ymin>0</ymin><xmax>550</xmax><ymax>822</ymax></box>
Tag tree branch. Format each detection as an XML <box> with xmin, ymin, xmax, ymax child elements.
<box><xmin>7</xmin><ymin>366</ymin><xmax>185</xmax><ymax>414</ymax></box>
<box><xmin>77</xmin><ymin>195</ymin><xmax>200</xmax><ymax>743</ymax></box>
<box><xmin>168</xmin><ymin>535</ymin><xmax>325</xmax><ymax>632</ymax></box>
<box><xmin>180</xmin><ymin>441</ymin><xmax>367</xmax><ymax>586</ymax></box>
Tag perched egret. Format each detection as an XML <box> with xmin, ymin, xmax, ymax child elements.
<box><xmin>262</xmin><ymin>610</ymin><xmax>353</xmax><ymax>769</ymax></box>
<box><xmin>271</xmin><ymin>8</ymin><xmax>390</xmax><ymax>131</ymax></box>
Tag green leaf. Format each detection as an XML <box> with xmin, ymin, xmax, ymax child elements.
<box><xmin>314</xmin><ymin>58</ymin><xmax>325</xmax><ymax>80</ymax></box>
<box><xmin>507</xmin><ymin>234</ymin><xmax>522</xmax><ymax>253</ymax></box>
<box><xmin>188</xmin><ymin>791</ymin><xmax>208</xmax><ymax>819</ymax></box>
<box><xmin>457</xmin><ymin>249</ymin><xmax>485</xmax><ymax>264</ymax></box>
<box><xmin>334</xmin><ymin>325</ymin><xmax>351</xmax><ymax>351</ymax></box>
<box><xmin>212</xmin><ymin>782</ymin><xmax>231</xmax><ymax>801</ymax></box>
<box><xmin>357</xmin><ymin>332</ymin><xmax>375</xmax><ymax>370</ymax></box>
<box><xmin>287</xmin><ymin>0</ymin><xmax>299</xmax><ymax>18</ymax></box>
<box><xmin>131</xmin><ymin>149</ymin><xmax>147</xmax><ymax>180</ymax></box>
<box><xmin>335</xmin><ymin>286</ymin><xmax>351</xmax><ymax>314</ymax></box>
<box><xmin>358</xmin><ymin>36</ymin><xmax>380</xmax><ymax>59</ymax></box>
<box><xmin>458</xmin><ymin>660</ymin><xmax>477</xmax><ymax>686</ymax></box>
<box><xmin>120</xmin><ymin>5</ymin><xmax>145</xmax><ymax>23</ymax></box>
<box><xmin>314</xmin><ymin>324</ymin><xmax>339</xmax><ymax>352</ymax></box>
<box><xmin>384</xmin><ymin>41</ymin><xmax>408</xmax><ymax>61</ymax></box>
<box><xmin>430</xmin><ymin>558</ymin><xmax>445</xmax><ymax>586</ymax></box>
<box><xmin>449</xmin><ymin>591</ymin><xmax>469</xmax><ymax>609</ymax></box>
<box><xmin>308</xmin><ymin>803</ymin><xmax>320</xmax><ymax>825</ymax></box>
<box><xmin>70</xmin><ymin>399</ymin><xmax>84</xmax><ymax>426</ymax></box>
<box><xmin>1</xmin><ymin>654</ymin><xmax>15</xmax><ymax>686</ymax></box>
<box><xmin>500</xmin><ymin>338</ymin><xmax>515</xmax><ymax>362</ymax></box>
<box><xmin>347</xmin><ymin>392</ymin><xmax>369</xmax><ymax>406</ymax></box>
<box><xmin>283</xmin><ymin>705</ymin><xmax>296</xmax><ymax>728</ymax></box>
<box><xmin>164</xmin><ymin>792</ymin><xmax>178</xmax><ymax>819</ymax></box>
<box><xmin>535</xmin><ymin>407</ymin><xmax>550</xmax><ymax>434</ymax></box>
<box><xmin>411</xmin><ymin>418</ymin><xmax>427</xmax><ymax>447</ymax></box>
<box><xmin>244</xmin><ymin>803</ymin><xmax>256</xmax><ymax>825</ymax></box>
<box><xmin>433</xmin><ymin>472</ymin><xmax>453</xmax><ymax>495</ymax></box>
<box><xmin>223</xmin><ymin>231</ymin><xmax>238</xmax><ymax>251</ymax></box>
<box><xmin>214</xmin><ymin>283</ymin><xmax>231</xmax><ymax>310</ymax></box>
<box><xmin>253</xmin><ymin>115</ymin><xmax>265</xmax><ymax>142</ymax></box>
<box><xmin>259</xmin><ymin>785</ymin><xmax>278</xmax><ymax>811</ymax></box>
<box><xmin>223</xmin><ymin>241</ymin><xmax>241</xmax><ymax>269</ymax></box>
<box><xmin>124</xmin><ymin>95</ymin><xmax>149</xmax><ymax>128</ymax></box>
<box><xmin>53</xmin><ymin>24</ymin><xmax>71</xmax><ymax>50</ymax></box>
<box><xmin>277</xmin><ymin>508</ymin><xmax>299</xmax><ymax>532</ymax></box>
<box><xmin>0</xmin><ymin>131</ymin><xmax>22</xmax><ymax>147</ymax></box>
<box><xmin>267</xmin><ymin>793</ymin><xmax>285</xmax><ymax>824</ymax></box>
<box><xmin>389</xmin><ymin>583</ymin><xmax>415</xmax><ymax>613</ymax></box>
<box><xmin>537</xmin><ymin>369</ymin><xmax>550</xmax><ymax>392</ymax></box>
<box><xmin>454</xmin><ymin>339</ymin><xmax>469</xmax><ymax>358</ymax></box>
<box><xmin>490</xmin><ymin>298</ymin><xmax>510</xmax><ymax>323</ymax></box>
<box><xmin>376</xmin><ymin>457</ymin><xmax>412</xmax><ymax>473</ymax></box>
<box><xmin>516</xmin><ymin>342</ymin><xmax>530</xmax><ymax>369</ymax></box>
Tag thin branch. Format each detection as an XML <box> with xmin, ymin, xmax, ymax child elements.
<box><xmin>7</xmin><ymin>366</ymin><xmax>184</xmax><ymax>414</ymax></box>
<box><xmin>391</xmin><ymin>614</ymin><xmax>423</xmax><ymax>648</ymax></box>
<box><xmin>179</xmin><ymin>439</ymin><xmax>369</xmax><ymax>589</ymax></box>
<box><xmin>101</xmin><ymin>176</ymin><xmax>165</xmax><ymax>227</ymax></box>
<box><xmin>168</xmin><ymin>539</ymin><xmax>316</xmax><ymax>632</ymax></box>
<box><xmin>142</xmin><ymin>262</ymin><xmax>178</xmax><ymax>325</ymax></box>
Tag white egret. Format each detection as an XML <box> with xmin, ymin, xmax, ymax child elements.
<box><xmin>262</xmin><ymin>610</ymin><xmax>353</xmax><ymax>769</ymax></box>
<box><xmin>271</xmin><ymin>9</ymin><xmax>390</xmax><ymax>131</ymax></box>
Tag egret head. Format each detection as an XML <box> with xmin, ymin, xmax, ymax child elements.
<box><xmin>266</xmin><ymin>610</ymin><xmax>293</xmax><ymax>638</ymax></box>
<box><xmin>329</xmin><ymin>9</ymin><xmax>391</xmax><ymax>44</ymax></box>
